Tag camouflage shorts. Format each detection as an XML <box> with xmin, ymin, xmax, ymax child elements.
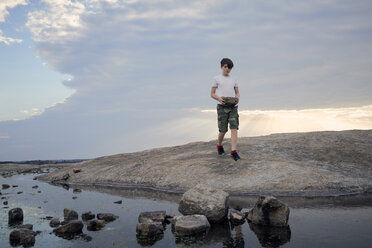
<box><xmin>217</xmin><ymin>104</ymin><xmax>239</xmax><ymax>133</ymax></box>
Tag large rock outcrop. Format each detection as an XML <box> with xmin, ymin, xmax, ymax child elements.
<box><xmin>36</xmin><ymin>130</ymin><xmax>372</xmax><ymax>196</ymax></box>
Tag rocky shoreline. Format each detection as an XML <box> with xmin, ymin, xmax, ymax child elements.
<box><xmin>6</xmin><ymin>130</ymin><xmax>372</xmax><ymax>197</ymax></box>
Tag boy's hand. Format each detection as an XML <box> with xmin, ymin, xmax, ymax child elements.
<box><xmin>235</xmin><ymin>97</ymin><xmax>239</xmax><ymax>104</ymax></box>
<box><xmin>219</xmin><ymin>97</ymin><xmax>225</xmax><ymax>105</ymax></box>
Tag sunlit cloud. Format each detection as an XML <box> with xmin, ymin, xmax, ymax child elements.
<box><xmin>0</xmin><ymin>136</ymin><xmax>10</xmax><ymax>139</ymax></box>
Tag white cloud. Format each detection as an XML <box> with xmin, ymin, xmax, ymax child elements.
<box><xmin>0</xmin><ymin>29</ymin><xmax>22</xmax><ymax>45</ymax></box>
<box><xmin>0</xmin><ymin>0</ymin><xmax>27</xmax><ymax>22</ymax></box>
<box><xmin>0</xmin><ymin>0</ymin><xmax>27</xmax><ymax>45</ymax></box>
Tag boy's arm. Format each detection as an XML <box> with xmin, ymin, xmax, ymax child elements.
<box><xmin>234</xmin><ymin>87</ymin><xmax>240</xmax><ymax>104</ymax></box>
<box><xmin>211</xmin><ymin>87</ymin><xmax>225</xmax><ymax>104</ymax></box>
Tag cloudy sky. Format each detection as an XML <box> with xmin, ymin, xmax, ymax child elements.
<box><xmin>1</xmin><ymin>0</ymin><xmax>371</xmax><ymax>161</ymax></box>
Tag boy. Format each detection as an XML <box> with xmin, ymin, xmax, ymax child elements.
<box><xmin>211</xmin><ymin>58</ymin><xmax>240</xmax><ymax>161</ymax></box>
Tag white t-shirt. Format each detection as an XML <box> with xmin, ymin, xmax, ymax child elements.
<box><xmin>212</xmin><ymin>74</ymin><xmax>238</xmax><ymax>102</ymax></box>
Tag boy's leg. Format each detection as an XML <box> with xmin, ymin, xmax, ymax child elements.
<box><xmin>218</xmin><ymin>132</ymin><xmax>226</xmax><ymax>146</ymax></box>
<box><xmin>231</xmin><ymin>129</ymin><xmax>238</xmax><ymax>151</ymax></box>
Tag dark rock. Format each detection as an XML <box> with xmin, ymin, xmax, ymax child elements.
<box><xmin>60</xmin><ymin>220</ymin><xmax>70</xmax><ymax>225</ymax></box>
<box><xmin>45</xmin><ymin>216</ymin><xmax>54</xmax><ymax>220</ymax></box>
<box><xmin>172</xmin><ymin>215</ymin><xmax>210</xmax><ymax>236</ymax></box>
<box><xmin>8</xmin><ymin>208</ymin><xmax>23</xmax><ymax>225</ymax></box>
<box><xmin>82</xmin><ymin>211</ymin><xmax>95</xmax><ymax>221</ymax></box>
<box><xmin>73</xmin><ymin>169</ymin><xmax>82</xmax><ymax>173</ymax></box>
<box><xmin>62</xmin><ymin>184</ymin><xmax>69</xmax><ymax>190</ymax></box>
<box><xmin>114</xmin><ymin>200</ymin><xmax>122</xmax><ymax>204</ymax></box>
<box><xmin>9</xmin><ymin>228</ymin><xmax>36</xmax><ymax>247</ymax></box>
<box><xmin>178</xmin><ymin>184</ymin><xmax>229</xmax><ymax>223</ymax></box>
<box><xmin>229</xmin><ymin>209</ymin><xmax>245</xmax><ymax>225</ymax></box>
<box><xmin>87</xmin><ymin>219</ymin><xmax>105</xmax><ymax>231</ymax></box>
<box><xmin>17</xmin><ymin>191</ymin><xmax>23</xmax><ymax>194</ymax></box>
<box><xmin>3</xmin><ymin>201</ymin><xmax>8</xmax><ymax>205</ymax></box>
<box><xmin>165</xmin><ymin>214</ymin><xmax>175</xmax><ymax>224</ymax></box>
<box><xmin>1</xmin><ymin>196</ymin><xmax>6</xmax><ymax>199</ymax></box>
<box><xmin>53</xmin><ymin>220</ymin><xmax>84</xmax><ymax>238</ymax></box>
<box><xmin>97</xmin><ymin>213</ymin><xmax>118</xmax><ymax>222</ymax></box>
<box><xmin>50</xmin><ymin>218</ymin><xmax>60</xmax><ymax>227</ymax></box>
<box><xmin>247</xmin><ymin>196</ymin><xmax>290</xmax><ymax>227</ymax></box>
<box><xmin>37</xmin><ymin>191</ymin><xmax>41</xmax><ymax>193</ymax></box>
<box><xmin>136</xmin><ymin>220</ymin><xmax>164</xmax><ymax>237</ymax></box>
<box><xmin>32</xmin><ymin>185</ymin><xmax>39</xmax><ymax>189</ymax></box>
<box><xmin>19</xmin><ymin>224</ymin><xmax>33</xmax><ymax>230</ymax></box>
<box><xmin>72</xmin><ymin>196</ymin><xmax>78</xmax><ymax>200</ymax></box>
<box><xmin>62</xmin><ymin>173</ymin><xmax>70</xmax><ymax>181</ymax></box>
<box><xmin>64</xmin><ymin>208</ymin><xmax>78</xmax><ymax>221</ymax></box>
<box><xmin>73</xmin><ymin>188</ymin><xmax>82</xmax><ymax>193</ymax></box>
<box><xmin>2</xmin><ymin>184</ymin><xmax>10</xmax><ymax>189</ymax></box>
<box><xmin>12</xmin><ymin>185</ymin><xmax>18</xmax><ymax>188</ymax></box>
<box><xmin>138</xmin><ymin>211</ymin><xmax>166</xmax><ymax>224</ymax></box>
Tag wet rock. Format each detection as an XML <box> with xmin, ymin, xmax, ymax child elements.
<box><xmin>73</xmin><ymin>188</ymin><xmax>82</xmax><ymax>193</ymax></box>
<box><xmin>165</xmin><ymin>214</ymin><xmax>175</xmax><ymax>224</ymax></box>
<box><xmin>2</xmin><ymin>184</ymin><xmax>10</xmax><ymax>189</ymax></box>
<box><xmin>64</xmin><ymin>208</ymin><xmax>78</xmax><ymax>221</ymax></box>
<box><xmin>136</xmin><ymin>219</ymin><xmax>164</xmax><ymax>237</ymax></box>
<box><xmin>178</xmin><ymin>184</ymin><xmax>229</xmax><ymax>223</ymax></box>
<box><xmin>19</xmin><ymin>224</ymin><xmax>33</xmax><ymax>230</ymax></box>
<box><xmin>12</xmin><ymin>185</ymin><xmax>18</xmax><ymax>188</ymax></box>
<box><xmin>62</xmin><ymin>184</ymin><xmax>70</xmax><ymax>190</ymax></box>
<box><xmin>247</xmin><ymin>196</ymin><xmax>290</xmax><ymax>227</ymax></box>
<box><xmin>72</xmin><ymin>196</ymin><xmax>78</xmax><ymax>200</ymax></box>
<box><xmin>17</xmin><ymin>191</ymin><xmax>23</xmax><ymax>194</ymax></box>
<box><xmin>82</xmin><ymin>211</ymin><xmax>95</xmax><ymax>221</ymax></box>
<box><xmin>32</xmin><ymin>185</ymin><xmax>39</xmax><ymax>189</ymax></box>
<box><xmin>50</xmin><ymin>218</ymin><xmax>61</xmax><ymax>227</ymax></box>
<box><xmin>73</xmin><ymin>169</ymin><xmax>81</xmax><ymax>173</ymax></box>
<box><xmin>97</xmin><ymin>213</ymin><xmax>118</xmax><ymax>222</ymax></box>
<box><xmin>87</xmin><ymin>219</ymin><xmax>105</xmax><ymax>231</ymax></box>
<box><xmin>9</xmin><ymin>228</ymin><xmax>36</xmax><ymax>247</ymax></box>
<box><xmin>172</xmin><ymin>215</ymin><xmax>210</xmax><ymax>236</ymax></box>
<box><xmin>60</xmin><ymin>220</ymin><xmax>70</xmax><ymax>225</ymax></box>
<box><xmin>229</xmin><ymin>209</ymin><xmax>245</xmax><ymax>225</ymax></box>
<box><xmin>3</xmin><ymin>201</ymin><xmax>8</xmax><ymax>205</ymax></box>
<box><xmin>114</xmin><ymin>200</ymin><xmax>122</xmax><ymax>204</ymax></box>
<box><xmin>53</xmin><ymin>220</ymin><xmax>84</xmax><ymax>238</ymax></box>
<box><xmin>8</xmin><ymin>208</ymin><xmax>23</xmax><ymax>225</ymax></box>
<box><xmin>138</xmin><ymin>211</ymin><xmax>166</xmax><ymax>224</ymax></box>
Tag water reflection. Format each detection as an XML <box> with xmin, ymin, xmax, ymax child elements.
<box><xmin>248</xmin><ymin>223</ymin><xmax>291</xmax><ymax>248</ymax></box>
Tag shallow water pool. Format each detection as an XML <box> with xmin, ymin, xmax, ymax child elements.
<box><xmin>1</xmin><ymin>173</ymin><xmax>372</xmax><ymax>247</ymax></box>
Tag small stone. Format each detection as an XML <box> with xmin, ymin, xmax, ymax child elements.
<box><xmin>82</xmin><ymin>211</ymin><xmax>95</xmax><ymax>221</ymax></box>
<box><xmin>136</xmin><ymin>220</ymin><xmax>164</xmax><ymax>237</ymax></box>
<box><xmin>45</xmin><ymin>216</ymin><xmax>54</xmax><ymax>220</ymax></box>
<box><xmin>8</xmin><ymin>208</ymin><xmax>23</xmax><ymax>225</ymax></box>
<box><xmin>3</xmin><ymin>201</ymin><xmax>8</xmax><ymax>205</ymax></box>
<box><xmin>12</xmin><ymin>185</ymin><xmax>19</xmax><ymax>188</ymax></box>
<box><xmin>87</xmin><ymin>219</ymin><xmax>105</xmax><ymax>231</ymax></box>
<box><xmin>53</xmin><ymin>220</ymin><xmax>84</xmax><ymax>238</ymax></box>
<box><xmin>64</xmin><ymin>208</ymin><xmax>78</xmax><ymax>221</ymax></box>
<box><xmin>73</xmin><ymin>188</ymin><xmax>82</xmax><ymax>193</ymax></box>
<box><xmin>32</xmin><ymin>185</ymin><xmax>39</xmax><ymax>189</ymax></box>
<box><xmin>49</xmin><ymin>218</ymin><xmax>60</xmax><ymax>227</ymax></box>
<box><xmin>2</xmin><ymin>184</ymin><xmax>10</xmax><ymax>189</ymax></box>
<box><xmin>17</xmin><ymin>191</ymin><xmax>23</xmax><ymax>194</ymax></box>
<box><xmin>247</xmin><ymin>196</ymin><xmax>290</xmax><ymax>227</ymax></box>
<box><xmin>229</xmin><ymin>209</ymin><xmax>245</xmax><ymax>225</ymax></box>
<box><xmin>97</xmin><ymin>213</ymin><xmax>118</xmax><ymax>222</ymax></box>
<box><xmin>72</xmin><ymin>196</ymin><xmax>78</xmax><ymax>200</ymax></box>
<box><xmin>19</xmin><ymin>224</ymin><xmax>33</xmax><ymax>230</ymax></box>
<box><xmin>73</xmin><ymin>169</ymin><xmax>81</xmax><ymax>173</ymax></box>
<box><xmin>138</xmin><ymin>211</ymin><xmax>166</xmax><ymax>224</ymax></box>
<box><xmin>172</xmin><ymin>215</ymin><xmax>210</xmax><ymax>236</ymax></box>
<box><xmin>9</xmin><ymin>228</ymin><xmax>36</xmax><ymax>247</ymax></box>
<box><xmin>165</xmin><ymin>214</ymin><xmax>175</xmax><ymax>224</ymax></box>
<box><xmin>114</xmin><ymin>200</ymin><xmax>122</xmax><ymax>204</ymax></box>
<box><xmin>37</xmin><ymin>191</ymin><xmax>41</xmax><ymax>193</ymax></box>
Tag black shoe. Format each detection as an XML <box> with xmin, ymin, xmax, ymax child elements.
<box><xmin>231</xmin><ymin>151</ymin><xmax>240</xmax><ymax>161</ymax></box>
<box><xmin>217</xmin><ymin>146</ymin><xmax>225</xmax><ymax>155</ymax></box>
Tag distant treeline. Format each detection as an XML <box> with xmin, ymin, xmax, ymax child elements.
<box><xmin>0</xmin><ymin>159</ymin><xmax>89</xmax><ymax>165</ymax></box>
